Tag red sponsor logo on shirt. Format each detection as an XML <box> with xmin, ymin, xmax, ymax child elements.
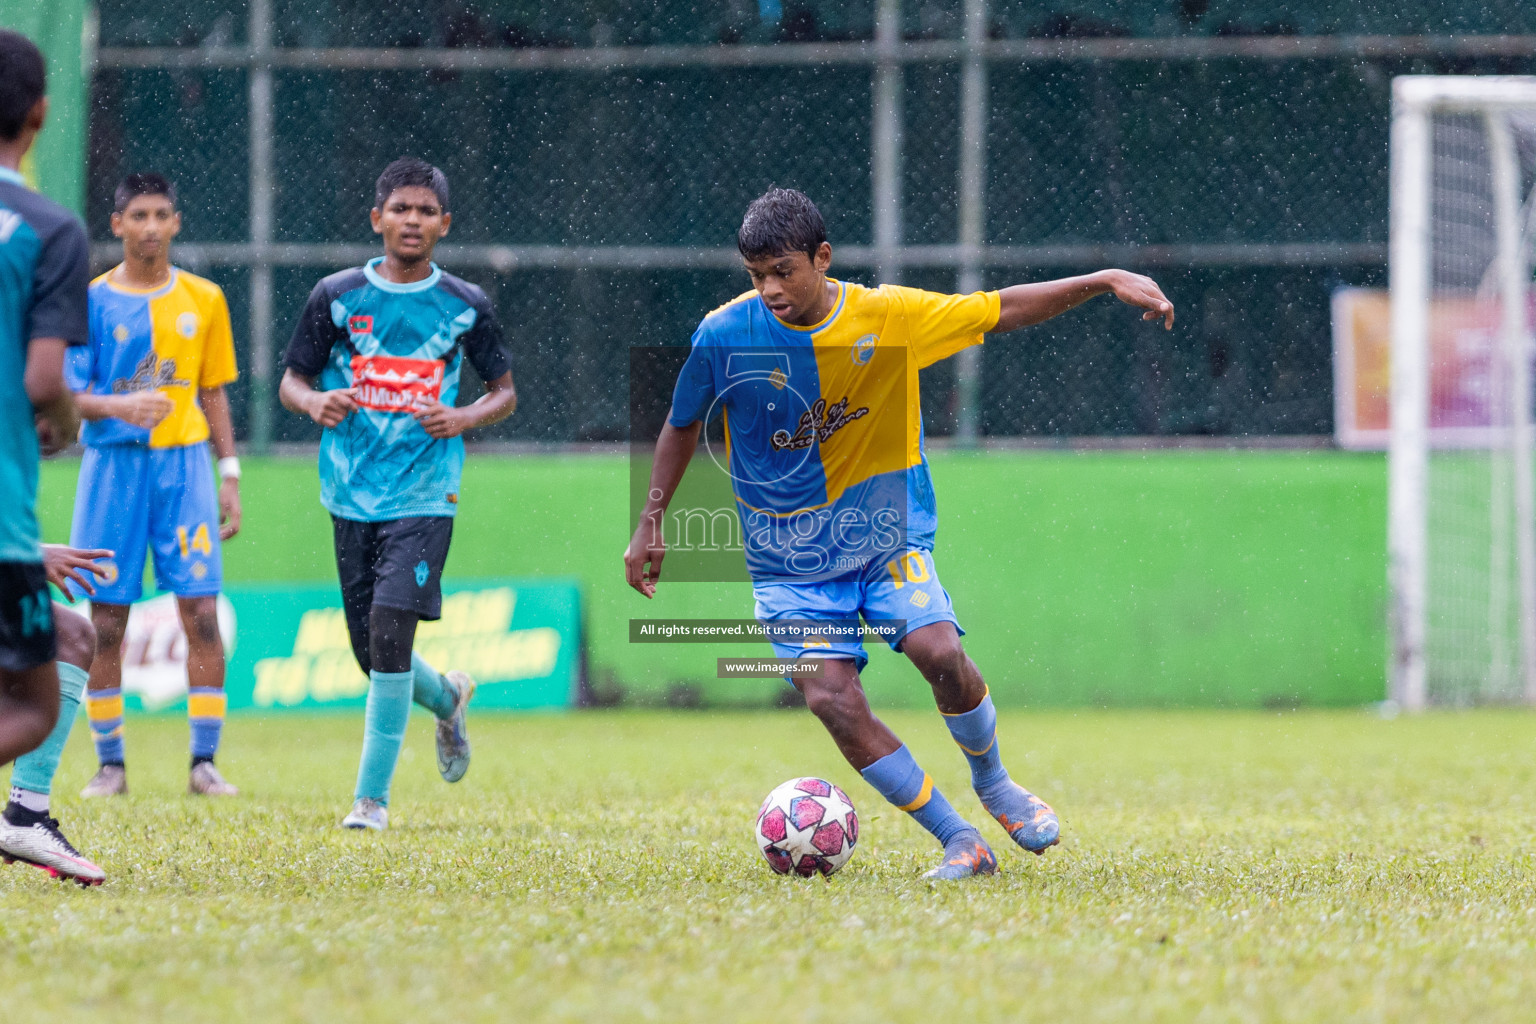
<box><xmin>350</xmin><ymin>354</ymin><xmax>444</xmax><ymax>413</ymax></box>
<box><xmin>348</xmin><ymin>315</ymin><xmax>374</xmax><ymax>335</ymax></box>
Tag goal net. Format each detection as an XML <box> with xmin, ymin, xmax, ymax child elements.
<box><xmin>1390</xmin><ymin>77</ymin><xmax>1536</xmax><ymax>707</ymax></box>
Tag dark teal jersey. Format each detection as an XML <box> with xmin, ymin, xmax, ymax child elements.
<box><xmin>0</xmin><ymin>166</ymin><xmax>89</xmax><ymax>562</ymax></box>
<box><xmin>283</xmin><ymin>258</ymin><xmax>511</xmax><ymax>522</ymax></box>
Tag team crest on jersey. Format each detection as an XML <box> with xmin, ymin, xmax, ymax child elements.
<box><xmin>770</xmin><ymin>396</ymin><xmax>869</xmax><ymax>452</ymax></box>
<box><xmin>852</xmin><ymin>335</ymin><xmax>878</xmax><ymax>365</ymax></box>
<box><xmin>768</xmin><ymin>368</ymin><xmax>788</xmax><ymax>390</ymax></box>
<box><xmin>112</xmin><ymin>324</ymin><xmax>130</xmax><ymax>343</ymax></box>
<box><xmin>348</xmin><ymin>315</ymin><xmax>374</xmax><ymax>337</ymax></box>
<box><xmin>111</xmin><ymin>352</ymin><xmax>189</xmax><ymax>393</ymax></box>
<box><xmin>351</xmin><ymin>353</ymin><xmax>444</xmax><ymax>412</ymax></box>
<box><xmin>176</xmin><ymin>312</ymin><xmax>199</xmax><ymax>338</ymax></box>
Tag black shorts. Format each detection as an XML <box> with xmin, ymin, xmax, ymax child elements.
<box><xmin>0</xmin><ymin>561</ymin><xmax>56</xmax><ymax>672</ymax></box>
<box><xmin>332</xmin><ymin>515</ymin><xmax>454</xmax><ymax>623</ymax></box>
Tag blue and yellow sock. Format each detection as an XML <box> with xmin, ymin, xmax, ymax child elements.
<box><xmin>941</xmin><ymin>689</ymin><xmax>1009</xmax><ymax>790</ymax></box>
<box><xmin>9</xmin><ymin>662</ymin><xmax>89</xmax><ymax>809</ymax></box>
<box><xmin>355</xmin><ymin>669</ymin><xmax>413</xmax><ymax>806</ymax></box>
<box><xmin>85</xmin><ymin>686</ymin><xmax>125</xmax><ymax>766</ymax></box>
<box><xmin>188</xmin><ymin>687</ymin><xmax>226</xmax><ymax>762</ymax></box>
<box><xmin>859</xmin><ymin>745</ymin><xmax>972</xmax><ymax>846</ymax></box>
<box><xmin>410</xmin><ymin>653</ymin><xmax>455</xmax><ymax>719</ymax></box>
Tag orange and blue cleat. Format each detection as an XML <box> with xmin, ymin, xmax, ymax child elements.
<box><xmin>922</xmin><ymin>829</ymin><xmax>998</xmax><ymax>880</ymax></box>
<box><xmin>979</xmin><ymin>780</ymin><xmax>1060</xmax><ymax>854</ymax></box>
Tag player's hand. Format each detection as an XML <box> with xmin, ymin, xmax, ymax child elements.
<box><xmin>1104</xmin><ymin>269</ymin><xmax>1175</xmax><ymax>330</ymax></box>
<box><xmin>40</xmin><ymin>544</ymin><xmax>114</xmax><ymax>602</ymax></box>
<box><xmin>414</xmin><ymin>401</ymin><xmax>469</xmax><ymax>439</ymax></box>
<box><xmin>34</xmin><ymin>413</ymin><xmax>68</xmax><ymax>457</ymax></box>
<box><xmin>114</xmin><ymin>391</ymin><xmax>175</xmax><ymax>429</ymax></box>
<box><xmin>307</xmin><ymin>388</ymin><xmax>358</xmax><ymax>428</ymax></box>
<box><xmin>624</xmin><ymin>516</ymin><xmax>666</xmax><ymax>598</ymax></box>
<box><xmin>218</xmin><ymin>476</ymin><xmax>242</xmax><ymax>541</ymax></box>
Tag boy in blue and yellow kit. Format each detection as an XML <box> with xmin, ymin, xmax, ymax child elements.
<box><xmin>65</xmin><ymin>173</ymin><xmax>243</xmax><ymax>799</ymax></box>
<box><xmin>626</xmin><ymin>188</ymin><xmax>1175</xmax><ymax>879</ymax></box>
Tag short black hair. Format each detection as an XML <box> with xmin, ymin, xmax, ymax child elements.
<box><xmin>113</xmin><ymin>172</ymin><xmax>177</xmax><ymax>213</ymax></box>
<box><xmin>374</xmin><ymin>157</ymin><xmax>450</xmax><ymax>212</ymax></box>
<box><xmin>737</xmin><ymin>187</ymin><xmax>826</xmax><ymax>262</ymax></box>
<box><xmin>0</xmin><ymin>31</ymin><xmax>46</xmax><ymax>143</ymax></box>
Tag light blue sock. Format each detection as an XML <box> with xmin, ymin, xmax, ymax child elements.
<box><xmin>411</xmin><ymin>653</ymin><xmax>455</xmax><ymax>719</ymax></box>
<box><xmin>942</xmin><ymin>691</ymin><xmax>1009</xmax><ymax>791</ymax></box>
<box><xmin>354</xmin><ymin>670</ymin><xmax>413</xmax><ymax>806</ymax></box>
<box><xmin>859</xmin><ymin>744</ymin><xmax>972</xmax><ymax>846</ymax></box>
<box><xmin>10</xmin><ymin>662</ymin><xmax>88</xmax><ymax>799</ymax></box>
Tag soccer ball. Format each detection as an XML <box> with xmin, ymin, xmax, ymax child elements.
<box><xmin>754</xmin><ymin>777</ymin><xmax>858</xmax><ymax>877</ymax></box>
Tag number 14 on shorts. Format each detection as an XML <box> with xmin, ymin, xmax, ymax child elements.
<box><xmin>176</xmin><ymin>523</ymin><xmax>213</xmax><ymax>559</ymax></box>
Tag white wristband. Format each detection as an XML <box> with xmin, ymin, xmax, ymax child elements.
<box><xmin>217</xmin><ymin>456</ymin><xmax>241</xmax><ymax>480</ymax></box>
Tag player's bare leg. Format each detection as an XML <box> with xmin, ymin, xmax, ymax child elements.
<box><xmin>79</xmin><ymin>602</ymin><xmax>129</xmax><ymax>797</ymax></box>
<box><xmin>178</xmin><ymin>595</ymin><xmax>235</xmax><ymax>796</ymax></box>
<box><xmin>791</xmin><ymin>658</ymin><xmax>994</xmax><ymax>879</ymax></box>
<box><xmin>1</xmin><ymin>607</ymin><xmax>105</xmax><ymax>885</ymax></box>
<box><xmin>902</xmin><ymin>622</ymin><xmax>1060</xmax><ymax>855</ymax></box>
<box><xmin>0</xmin><ymin>663</ymin><xmax>57</xmax><ymax>768</ymax></box>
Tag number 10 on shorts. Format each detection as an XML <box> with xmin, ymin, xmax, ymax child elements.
<box><xmin>885</xmin><ymin>552</ymin><xmax>930</xmax><ymax>588</ymax></box>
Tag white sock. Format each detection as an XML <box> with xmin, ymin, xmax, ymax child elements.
<box><xmin>9</xmin><ymin>785</ymin><xmax>48</xmax><ymax>814</ymax></box>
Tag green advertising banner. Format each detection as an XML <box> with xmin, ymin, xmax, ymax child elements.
<box><xmin>110</xmin><ymin>580</ymin><xmax>582</xmax><ymax>714</ymax></box>
<box><xmin>0</xmin><ymin>0</ymin><xmax>87</xmax><ymax>215</ymax></box>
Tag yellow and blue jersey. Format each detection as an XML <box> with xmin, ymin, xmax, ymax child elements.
<box><xmin>283</xmin><ymin>258</ymin><xmax>512</xmax><ymax>522</ymax></box>
<box><xmin>0</xmin><ymin>167</ymin><xmax>89</xmax><ymax>563</ymax></box>
<box><xmin>668</xmin><ymin>280</ymin><xmax>999</xmax><ymax>582</ymax></box>
<box><xmin>70</xmin><ymin>266</ymin><xmax>238</xmax><ymax>448</ymax></box>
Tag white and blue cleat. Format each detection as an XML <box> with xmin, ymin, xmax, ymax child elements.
<box><xmin>341</xmin><ymin>797</ymin><xmax>388</xmax><ymax>831</ymax></box>
<box><xmin>435</xmin><ymin>670</ymin><xmax>476</xmax><ymax>784</ymax></box>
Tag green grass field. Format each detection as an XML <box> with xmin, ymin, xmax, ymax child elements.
<box><xmin>38</xmin><ymin>449</ymin><xmax>1388</xmax><ymax>707</ymax></box>
<box><xmin>3</xmin><ymin>708</ymin><xmax>1535</xmax><ymax>1022</ymax></box>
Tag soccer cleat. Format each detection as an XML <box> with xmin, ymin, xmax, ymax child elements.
<box><xmin>922</xmin><ymin>829</ymin><xmax>998</xmax><ymax>881</ymax></box>
<box><xmin>0</xmin><ymin>810</ymin><xmax>106</xmax><ymax>887</ymax></box>
<box><xmin>978</xmin><ymin>779</ymin><xmax>1061</xmax><ymax>854</ymax></box>
<box><xmin>188</xmin><ymin>761</ymin><xmax>238</xmax><ymax>797</ymax></box>
<box><xmin>80</xmin><ymin>764</ymin><xmax>127</xmax><ymax>799</ymax></box>
<box><xmin>435</xmin><ymin>670</ymin><xmax>476</xmax><ymax>784</ymax></box>
<box><xmin>342</xmin><ymin>798</ymin><xmax>388</xmax><ymax>831</ymax></box>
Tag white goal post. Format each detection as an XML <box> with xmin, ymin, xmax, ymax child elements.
<box><xmin>1390</xmin><ymin>76</ymin><xmax>1536</xmax><ymax>709</ymax></box>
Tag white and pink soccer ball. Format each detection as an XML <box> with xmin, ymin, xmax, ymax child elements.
<box><xmin>754</xmin><ymin>777</ymin><xmax>858</xmax><ymax>876</ymax></box>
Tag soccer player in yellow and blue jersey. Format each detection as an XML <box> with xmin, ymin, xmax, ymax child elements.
<box><xmin>626</xmin><ymin>188</ymin><xmax>1175</xmax><ymax>879</ymax></box>
<box><xmin>66</xmin><ymin>173</ymin><xmax>243</xmax><ymax>799</ymax></box>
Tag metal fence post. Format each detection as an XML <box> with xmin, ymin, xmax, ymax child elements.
<box><xmin>871</xmin><ymin>0</ymin><xmax>902</xmax><ymax>287</ymax></box>
<box><xmin>954</xmin><ymin>0</ymin><xmax>987</xmax><ymax>446</ymax></box>
<box><xmin>248</xmin><ymin>0</ymin><xmax>275</xmax><ymax>453</ymax></box>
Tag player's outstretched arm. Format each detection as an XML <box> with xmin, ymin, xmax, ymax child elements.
<box><xmin>992</xmin><ymin>269</ymin><xmax>1174</xmax><ymax>333</ymax></box>
<box><xmin>25</xmin><ymin>337</ymin><xmax>79</xmax><ymax>456</ymax></box>
<box><xmin>624</xmin><ymin>420</ymin><xmax>703</xmax><ymax>599</ymax></box>
<box><xmin>279</xmin><ymin>368</ymin><xmax>357</xmax><ymax>428</ymax></box>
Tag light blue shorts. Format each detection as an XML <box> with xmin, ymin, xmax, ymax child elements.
<box><xmin>752</xmin><ymin>549</ymin><xmax>962</xmax><ymax>671</ymax></box>
<box><xmin>68</xmin><ymin>442</ymin><xmax>223</xmax><ymax>603</ymax></box>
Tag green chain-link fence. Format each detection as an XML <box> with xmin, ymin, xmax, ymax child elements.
<box><xmin>87</xmin><ymin>1</ymin><xmax>1536</xmax><ymax>444</ymax></box>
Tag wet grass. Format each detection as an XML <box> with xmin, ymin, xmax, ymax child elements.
<box><xmin>2</xmin><ymin>708</ymin><xmax>1533</xmax><ymax>1022</ymax></box>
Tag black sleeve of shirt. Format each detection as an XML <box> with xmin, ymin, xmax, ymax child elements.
<box><xmin>28</xmin><ymin>216</ymin><xmax>89</xmax><ymax>347</ymax></box>
<box><xmin>284</xmin><ymin>279</ymin><xmax>341</xmax><ymax>377</ymax></box>
<box><xmin>461</xmin><ymin>291</ymin><xmax>513</xmax><ymax>382</ymax></box>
